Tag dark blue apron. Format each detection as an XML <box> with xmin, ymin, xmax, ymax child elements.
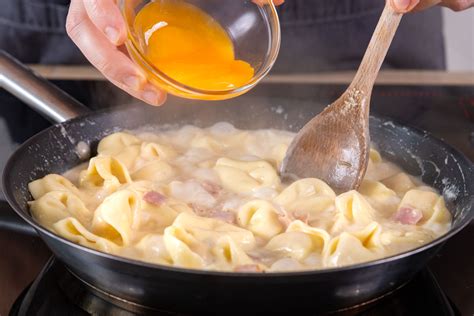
<box><xmin>0</xmin><ymin>0</ymin><xmax>445</xmax><ymax>69</ymax></box>
<box><xmin>274</xmin><ymin>0</ymin><xmax>445</xmax><ymax>72</ymax></box>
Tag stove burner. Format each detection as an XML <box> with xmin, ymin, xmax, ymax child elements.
<box><xmin>9</xmin><ymin>257</ymin><xmax>460</xmax><ymax>316</ymax></box>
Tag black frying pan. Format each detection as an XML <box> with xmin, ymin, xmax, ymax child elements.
<box><xmin>1</xmin><ymin>51</ymin><xmax>473</xmax><ymax>314</ymax></box>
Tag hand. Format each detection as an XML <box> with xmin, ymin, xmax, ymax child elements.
<box><xmin>66</xmin><ymin>0</ymin><xmax>167</xmax><ymax>106</ymax></box>
<box><xmin>390</xmin><ymin>0</ymin><xmax>474</xmax><ymax>13</ymax></box>
<box><xmin>252</xmin><ymin>0</ymin><xmax>285</xmax><ymax>6</ymax></box>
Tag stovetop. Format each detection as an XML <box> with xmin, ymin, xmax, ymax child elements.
<box><xmin>8</xmin><ymin>257</ymin><xmax>461</xmax><ymax>316</ymax></box>
<box><xmin>1</xmin><ymin>82</ymin><xmax>473</xmax><ymax>315</ymax></box>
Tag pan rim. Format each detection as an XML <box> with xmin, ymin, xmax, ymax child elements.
<box><xmin>3</xmin><ymin>109</ymin><xmax>473</xmax><ymax>278</ymax></box>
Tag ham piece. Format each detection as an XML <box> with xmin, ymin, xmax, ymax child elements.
<box><xmin>143</xmin><ymin>191</ymin><xmax>167</xmax><ymax>206</ymax></box>
<box><xmin>394</xmin><ymin>206</ymin><xmax>423</xmax><ymax>225</ymax></box>
<box><xmin>191</xmin><ymin>203</ymin><xmax>235</xmax><ymax>224</ymax></box>
<box><xmin>200</xmin><ymin>180</ymin><xmax>222</xmax><ymax>197</ymax></box>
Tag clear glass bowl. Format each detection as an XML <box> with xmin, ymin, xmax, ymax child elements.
<box><xmin>120</xmin><ymin>0</ymin><xmax>280</xmax><ymax>100</ymax></box>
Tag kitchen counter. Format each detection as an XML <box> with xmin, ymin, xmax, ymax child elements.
<box><xmin>28</xmin><ymin>66</ymin><xmax>474</xmax><ymax>86</ymax></box>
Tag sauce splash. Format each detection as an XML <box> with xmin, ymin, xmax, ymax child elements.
<box><xmin>134</xmin><ymin>1</ymin><xmax>255</xmax><ymax>91</ymax></box>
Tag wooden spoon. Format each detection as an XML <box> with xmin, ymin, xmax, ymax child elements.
<box><xmin>280</xmin><ymin>3</ymin><xmax>403</xmax><ymax>194</ymax></box>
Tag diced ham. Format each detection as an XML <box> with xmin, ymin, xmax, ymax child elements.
<box><xmin>143</xmin><ymin>191</ymin><xmax>167</xmax><ymax>206</ymax></box>
<box><xmin>191</xmin><ymin>204</ymin><xmax>236</xmax><ymax>224</ymax></box>
<box><xmin>200</xmin><ymin>180</ymin><xmax>222</xmax><ymax>197</ymax></box>
<box><xmin>277</xmin><ymin>209</ymin><xmax>309</xmax><ymax>228</ymax></box>
<box><xmin>394</xmin><ymin>206</ymin><xmax>423</xmax><ymax>225</ymax></box>
<box><xmin>277</xmin><ymin>213</ymin><xmax>292</xmax><ymax>228</ymax></box>
<box><xmin>292</xmin><ymin>211</ymin><xmax>309</xmax><ymax>224</ymax></box>
<box><xmin>212</xmin><ymin>211</ymin><xmax>236</xmax><ymax>224</ymax></box>
<box><xmin>234</xmin><ymin>264</ymin><xmax>263</xmax><ymax>273</ymax></box>
<box><xmin>191</xmin><ymin>203</ymin><xmax>213</xmax><ymax>217</ymax></box>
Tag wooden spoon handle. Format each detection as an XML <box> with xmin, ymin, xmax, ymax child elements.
<box><xmin>350</xmin><ymin>3</ymin><xmax>403</xmax><ymax>94</ymax></box>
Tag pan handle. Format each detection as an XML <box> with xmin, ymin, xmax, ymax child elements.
<box><xmin>0</xmin><ymin>201</ymin><xmax>37</xmax><ymax>236</ymax></box>
<box><xmin>0</xmin><ymin>50</ymin><xmax>91</xmax><ymax>123</ymax></box>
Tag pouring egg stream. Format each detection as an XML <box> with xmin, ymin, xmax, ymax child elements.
<box><xmin>133</xmin><ymin>1</ymin><xmax>255</xmax><ymax>91</ymax></box>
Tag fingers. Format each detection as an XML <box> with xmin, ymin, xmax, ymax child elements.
<box><xmin>66</xmin><ymin>0</ymin><xmax>166</xmax><ymax>106</ymax></box>
<box><xmin>410</xmin><ymin>0</ymin><xmax>442</xmax><ymax>12</ymax></box>
<box><xmin>252</xmin><ymin>0</ymin><xmax>284</xmax><ymax>6</ymax></box>
<box><xmin>389</xmin><ymin>0</ymin><xmax>421</xmax><ymax>13</ymax></box>
<box><xmin>390</xmin><ymin>0</ymin><xmax>474</xmax><ymax>12</ymax></box>
<box><xmin>83</xmin><ymin>0</ymin><xmax>127</xmax><ymax>45</ymax></box>
<box><xmin>438</xmin><ymin>0</ymin><xmax>474</xmax><ymax>11</ymax></box>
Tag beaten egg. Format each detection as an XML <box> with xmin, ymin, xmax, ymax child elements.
<box><xmin>134</xmin><ymin>1</ymin><xmax>255</xmax><ymax>91</ymax></box>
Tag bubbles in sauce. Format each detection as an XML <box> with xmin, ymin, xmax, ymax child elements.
<box><xmin>75</xmin><ymin>141</ymin><xmax>91</xmax><ymax>161</ymax></box>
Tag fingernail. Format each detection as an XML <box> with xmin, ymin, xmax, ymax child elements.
<box><xmin>123</xmin><ymin>75</ymin><xmax>141</xmax><ymax>89</ymax></box>
<box><xmin>393</xmin><ymin>0</ymin><xmax>412</xmax><ymax>10</ymax></box>
<box><xmin>142</xmin><ymin>89</ymin><xmax>162</xmax><ymax>105</ymax></box>
<box><xmin>105</xmin><ymin>26</ymin><xmax>119</xmax><ymax>43</ymax></box>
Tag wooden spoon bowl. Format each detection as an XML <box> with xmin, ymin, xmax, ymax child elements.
<box><xmin>281</xmin><ymin>3</ymin><xmax>403</xmax><ymax>193</ymax></box>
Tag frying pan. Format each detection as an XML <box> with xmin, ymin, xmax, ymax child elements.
<box><xmin>1</xmin><ymin>51</ymin><xmax>473</xmax><ymax>314</ymax></box>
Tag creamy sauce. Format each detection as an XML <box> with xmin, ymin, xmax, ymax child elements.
<box><xmin>28</xmin><ymin>123</ymin><xmax>451</xmax><ymax>272</ymax></box>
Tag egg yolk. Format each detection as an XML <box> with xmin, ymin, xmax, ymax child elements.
<box><xmin>134</xmin><ymin>1</ymin><xmax>255</xmax><ymax>91</ymax></box>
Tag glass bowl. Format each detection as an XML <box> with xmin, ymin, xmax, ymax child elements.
<box><xmin>120</xmin><ymin>0</ymin><xmax>280</xmax><ymax>100</ymax></box>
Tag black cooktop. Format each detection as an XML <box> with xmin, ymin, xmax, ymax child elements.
<box><xmin>9</xmin><ymin>257</ymin><xmax>460</xmax><ymax>316</ymax></box>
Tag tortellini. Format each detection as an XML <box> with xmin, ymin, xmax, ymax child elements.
<box><xmin>191</xmin><ymin>134</ymin><xmax>224</xmax><ymax>153</ymax></box>
<box><xmin>27</xmin><ymin>124</ymin><xmax>451</xmax><ymax>272</ymax></box>
<box><xmin>132</xmin><ymin>194</ymin><xmax>184</xmax><ymax>232</ymax></box>
<box><xmin>398</xmin><ymin>189</ymin><xmax>451</xmax><ymax>229</ymax></box>
<box><xmin>80</xmin><ymin>156</ymin><xmax>131</xmax><ymax>191</ymax></box>
<box><xmin>237</xmin><ymin>200</ymin><xmax>283</xmax><ymax>239</ymax></box>
<box><xmin>163</xmin><ymin>225</ymin><xmax>206</xmax><ymax>269</ymax></box>
<box><xmin>96</xmin><ymin>132</ymin><xmax>177</xmax><ymax>171</ymax></box>
<box><xmin>140</xmin><ymin>142</ymin><xmax>177</xmax><ymax>161</ymax></box>
<box><xmin>163</xmin><ymin>213</ymin><xmax>256</xmax><ymax>269</ymax></box>
<box><xmin>381</xmin><ymin>172</ymin><xmax>417</xmax><ymax>196</ymax></box>
<box><xmin>112</xmin><ymin>145</ymin><xmax>141</xmax><ymax>170</ymax></box>
<box><xmin>173</xmin><ymin>212</ymin><xmax>256</xmax><ymax>250</ymax></box>
<box><xmin>324</xmin><ymin>220</ymin><xmax>383</xmax><ymax>267</ymax></box>
<box><xmin>214</xmin><ymin>158</ymin><xmax>280</xmax><ymax>194</ymax></box>
<box><xmin>358</xmin><ymin>180</ymin><xmax>399</xmax><ymax>215</ymax></box>
<box><xmin>286</xmin><ymin>220</ymin><xmax>330</xmax><ymax>253</ymax></box>
<box><xmin>265</xmin><ymin>232</ymin><xmax>314</xmax><ymax>260</ymax></box>
<box><xmin>53</xmin><ymin>218</ymin><xmax>118</xmax><ymax>253</ymax></box>
<box><xmin>133</xmin><ymin>234</ymin><xmax>171</xmax><ymax>265</ymax></box>
<box><xmin>212</xmin><ymin>236</ymin><xmax>255</xmax><ymax>269</ymax></box>
<box><xmin>333</xmin><ymin>191</ymin><xmax>377</xmax><ymax>230</ymax></box>
<box><xmin>91</xmin><ymin>190</ymin><xmax>138</xmax><ymax>245</ymax></box>
<box><xmin>97</xmin><ymin>132</ymin><xmax>141</xmax><ymax>156</ymax></box>
<box><xmin>132</xmin><ymin>161</ymin><xmax>175</xmax><ymax>182</ymax></box>
<box><xmin>324</xmin><ymin>232</ymin><xmax>377</xmax><ymax>267</ymax></box>
<box><xmin>275</xmin><ymin>178</ymin><xmax>336</xmax><ymax>221</ymax></box>
<box><xmin>352</xmin><ymin>222</ymin><xmax>383</xmax><ymax>249</ymax></box>
<box><xmin>30</xmin><ymin>191</ymin><xmax>91</xmax><ymax>227</ymax></box>
<box><xmin>29</xmin><ymin>174</ymin><xmax>81</xmax><ymax>199</ymax></box>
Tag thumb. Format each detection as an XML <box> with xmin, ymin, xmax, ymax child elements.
<box><xmin>389</xmin><ymin>0</ymin><xmax>423</xmax><ymax>13</ymax></box>
<box><xmin>83</xmin><ymin>0</ymin><xmax>127</xmax><ymax>45</ymax></box>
